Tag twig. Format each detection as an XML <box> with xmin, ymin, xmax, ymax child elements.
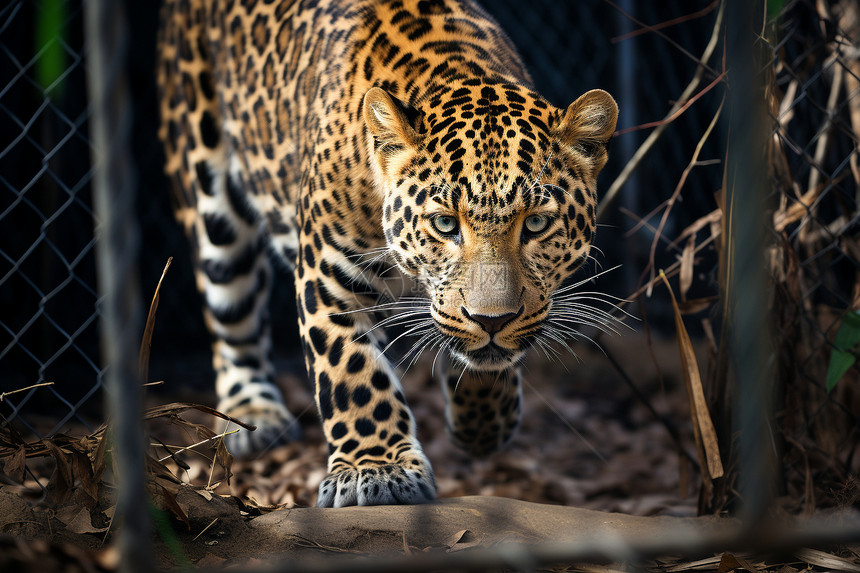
<box><xmin>612</xmin><ymin>1</ymin><xmax>719</xmax><ymax>43</ymax></box>
<box><xmin>601</xmin><ymin>346</ymin><xmax>699</xmax><ymax>470</ymax></box>
<box><xmin>599</xmin><ymin>0</ymin><xmax>726</xmax><ymax>221</ymax></box>
<box><xmin>208</xmin><ymin>422</ymin><xmax>232</xmax><ymax>489</ymax></box>
<box><xmin>646</xmin><ymin>97</ymin><xmax>725</xmax><ymax>296</ymax></box>
<box><xmin>192</xmin><ymin>518</ymin><xmax>219</xmax><ymax>542</ymax></box>
<box><xmin>801</xmin><ymin>58</ymin><xmax>843</xmax><ymax>243</ymax></box>
<box><xmin>612</xmin><ymin>71</ymin><xmax>726</xmax><ymax>137</ymax></box>
<box><xmin>628</xmin><ymin>233</ymin><xmax>718</xmax><ymax>304</ymax></box>
<box><xmin>602</xmin><ymin>0</ymin><xmax>720</xmax><ymax>75</ymax></box>
<box><xmin>157</xmin><ymin>428</ymin><xmax>240</xmax><ymax>463</ymax></box>
<box><xmin>0</xmin><ymin>382</ymin><xmax>54</xmax><ymax>402</ymax></box>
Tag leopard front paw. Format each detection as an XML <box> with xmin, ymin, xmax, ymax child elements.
<box><xmin>316</xmin><ymin>456</ymin><xmax>436</xmax><ymax>507</ymax></box>
<box><xmin>220</xmin><ymin>400</ymin><xmax>301</xmax><ymax>458</ymax></box>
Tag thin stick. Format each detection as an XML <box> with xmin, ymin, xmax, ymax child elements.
<box><xmin>192</xmin><ymin>518</ymin><xmax>219</xmax><ymax>542</ymax></box>
<box><xmin>646</xmin><ymin>97</ymin><xmax>725</xmax><ymax>296</ymax></box>
<box><xmin>612</xmin><ymin>71</ymin><xmax>726</xmax><ymax>137</ymax></box>
<box><xmin>209</xmin><ymin>421</ymin><xmax>232</xmax><ymax>489</ymax></box>
<box><xmin>0</xmin><ymin>382</ymin><xmax>54</xmax><ymax>402</ymax></box>
<box><xmin>157</xmin><ymin>428</ymin><xmax>240</xmax><ymax>463</ymax></box>
<box><xmin>611</xmin><ymin>1</ymin><xmax>719</xmax><ymax>43</ymax></box>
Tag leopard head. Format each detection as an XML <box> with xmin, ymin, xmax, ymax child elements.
<box><xmin>363</xmin><ymin>83</ymin><xmax>618</xmax><ymax>371</ymax></box>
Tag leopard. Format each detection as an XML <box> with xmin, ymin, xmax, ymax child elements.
<box><xmin>157</xmin><ymin>0</ymin><xmax>618</xmax><ymax>507</ymax></box>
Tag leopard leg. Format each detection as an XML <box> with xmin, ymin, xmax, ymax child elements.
<box><xmin>158</xmin><ymin>8</ymin><xmax>298</xmax><ymax>457</ymax></box>
<box><xmin>441</xmin><ymin>366</ymin><xmax>522</xmax><ymax>457</ymax></box>
<box><xmin>297</xmin><ymin>255</ymin><xmax>435</xmax><ymax>507</ymax></box>
<box><xmin>192</xmin><ymin>163</ymin><xmax>300</xmax><ymax>457</ymax></box>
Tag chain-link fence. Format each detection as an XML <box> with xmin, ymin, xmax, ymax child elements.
<box><xmin>763</xmin><ymin>0</ymin><xmax>860</xmax><ymax>511</ymax></box>
<box><xmin>0</xmin><ymin>1</ymin><xmax>102</xmax><ymax>439</ymax></box>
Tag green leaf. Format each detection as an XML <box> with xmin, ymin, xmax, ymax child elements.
<box><xmin>834</xmin><ymin>311</ymin><xmax>860</xmax><ymax>351</ymax></box>
<box><xmin>826</xmin><ymin>350</ymin><xmax>856</xmax><ymax>393</ymax></box>
<box><xmin>36</xmin><ymin>0</ymin><xmax>67</xmax><ymax>95</ymax></box>
<box><xmin>766</xmin><ymin>0</ymin><xmax>785</xmax><ymax>21</ymax></box>
<box><xmin>826</xmin><ymin>311</ymin><xmax>860</xmax><ymax>392</ymax></box>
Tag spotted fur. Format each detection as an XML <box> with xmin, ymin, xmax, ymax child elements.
<box><xmin>158</xmin><ymin>0</ymin><xmax>617</xmax><ymax>507</ymax></box>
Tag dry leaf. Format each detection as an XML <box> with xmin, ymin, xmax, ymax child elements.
<box><xmin>2</xmin><ymin>445</ymin><xmax>26</xmax><ymax>483</ymax></box>
<box><xmin>445</xmin><ymin>529</ymin><xmax>483</xmax><ymax>552</ymax></box>
<box><xmin>444</xmin><ymin>529</ymin><xmax>471</xmax><ymax>548</ymax></box>
<box><xmin>666</xmin><ymin>553</ymin><xmax>757</xmax><ymax>572</ymax></box>
<box><xmin>678</xmin><ymin>296</ymin><xmax>719</xmax><ymax>315</ymax></box>
<box><xmin>149</xmin><ymin>477</ymin><xmax>190</xmax><ymax>528</ymax></box>
<box><xmin>144</xmin><ymin>402</ymin><xmax>256</xmax><ymax>431</ymax></box>
<box><xmin>56</xmin><ymin>506</ymin><xmax>109</xmax><ymax>534</ymax></box>
<box><xmin>717</xmin><ymin>552</ymin><xmax>758</xmax><ymax>572</ymax></box>
<box><xmin>44</xmin><ymin>441</ymin><xmax>74</xmax><ymax>505</ymax></box>
<box><xmin>67</xmin><ymin>509</ymin><xmax>109</xmax><ymax>534</ymax></box>
<box><xmin>795</xmin><ymin>548</ymin><xmax>860</xmax><ymax>572</ymax></box>
<box><xmin>679</xmin><ymin>235</ymin><xmax>695</xmax><ymax>301</ymax></box>
<box><xmin>69</xmin><ymin>448</ymin><xmax>98</xmax><ymax>506</ymax></box>
<box><xmin>659</xmin><ymin>271</ymin><xmax>724</xmax><ymax>480</ymax></box>
<box><xmin>139</xmin><ymin>257</ymin><xmax>172</xmax><ymax>384</ymax></box>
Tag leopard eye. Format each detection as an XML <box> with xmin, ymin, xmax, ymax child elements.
<box><xmin>524</xmin><ymin>214</ymin><xmax>551</xmax><ymax>235</ymax></box>
<box><xmin>431</xmin><ymin>215</ymin><xmax>459</xmax><ymax>235</ymax></box>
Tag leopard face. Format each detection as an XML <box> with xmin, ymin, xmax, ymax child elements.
<box><xmin>365</xmin><ymin>85</ymin><xmax>618</xmax><ymax>371</ymax></box>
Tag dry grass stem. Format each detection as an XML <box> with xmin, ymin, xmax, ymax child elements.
<box><xmin>0</xmin><ymin>382</ymin><xmax>55</xmax><ymax>402</ymax></box>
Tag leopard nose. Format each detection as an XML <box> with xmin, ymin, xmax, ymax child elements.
<box><xmin>462</xmin><ymin>306</ymin><xmax>524</xmax><ymax>335</ymax></box>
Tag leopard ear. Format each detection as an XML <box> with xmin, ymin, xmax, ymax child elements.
<box><xmin>363</xmin><ymin>87</ymin><xmax>421</xmax><ymax>150</ymax></box>
<box><xmin>555</xmin><ymin>89</ymin><xmax>618</xmax><ymax>177</ymax></box>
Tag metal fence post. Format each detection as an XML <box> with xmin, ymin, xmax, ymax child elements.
<box><xmin>83</xmin><ymin>0</ymin><xmax>150</xmax><ymax>570</ymax></box>
<box><xmin>725</xmin><ymin>0</ymin><xmax>776</xmax><ymax>524</ymax></box>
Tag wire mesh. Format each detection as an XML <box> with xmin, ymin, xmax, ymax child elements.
<box><xmin>0</xmin><ymin>0</ymin><xmax>102</xmax><ymax>439</ymax></box>
<box><xmin>763</xmin><ymin>0</ymin><xmax>860</xmax><ymax>510</ymax></box>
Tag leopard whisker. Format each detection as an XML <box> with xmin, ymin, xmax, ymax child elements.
<box><xmin>356</xmin><ymin>311</ymin><xmax>432</xmax><ymax>341</ymax></box>
<box><xmin>539</xmin><ymin>325</ymin><xmax>583</xmax><ymax>364</ymax></box>
<box><xmin>551</xmin><ymin>298</ymin><xmax>637</xmax><ymax>328</ymax></box>
<box><xmin>531</xmin><ymin>334</ymin><xmax>558</xmax><ymax>363</ymax></box>
<box><xmin>398</xmin><ymin>330</ymin><xmax>440</xmax><ymax>371</ymax></box>
<box><xmin>550</xmin><ymin>313</ymin><xmax>630</xmax><ymax>338</ymax></box>
<box><xmin>377</xmin><ymin>321</ymin><xmax>435</xmax><ymax>359</ymax></box>
<box><xmin>548</xmin><ymin>314</ymin><xmax>623</xmax><ymax>337</ymax></box>
<box><xmin>550</xmin><ymin>301</ymin><xmax>631</xmax><ymax>325</ymax></box>
<box><xmin>347</xmin><ymin>246</ymin><xmax>390</xmax><ymax>260</ymax></box>
<box><xmin>527</xmin><ymin>151</ymin><xmax>553</xmax><ymax>192</ymax></box>
<box><xmin>452</xmin><ymin>362</ymin><xmax>469</xmax><ymax>393</ymax></box>
<box><xmin>327</xmin><ymin>297</ymin><xmax>430</xmax><ymax>316</ymax></box>
<box><xmin>553</xmin><ymin>264</ymin><xmax>623</xmax><ymax>296</ymax></box>
<box><xmin>553</xmin><ymin>291</ymin><xmax>631</xmax><ymax>305</ymax></box>
<box><xmin>545</xmin><ymin>321</ymin><xmax>600</xmax><ymax>348</ymax></box>
<box><xmin>354</xmin><ymin>249</ymin><xmax>393</xmax><ymax>270</ymax></box>
<box><xmin>431</xmin><ymin>336</ymin><xmax>453</xmax><ymax>377</ymax></box>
